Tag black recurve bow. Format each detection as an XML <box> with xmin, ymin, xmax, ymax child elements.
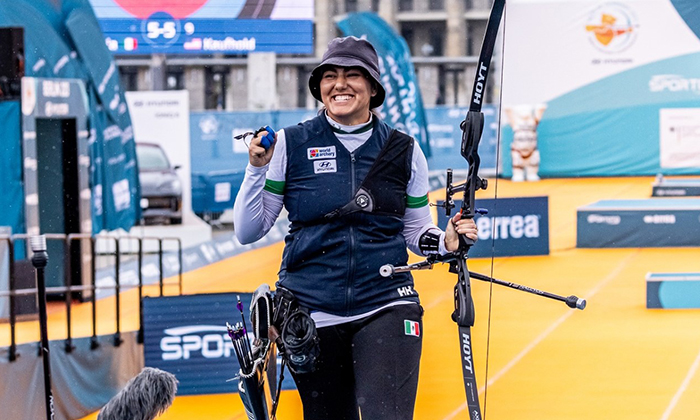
<box><xmin>380</xmin><ymin>1</ymin><xmax>586</xmax><ymax>418</ymax></box>
<box><xmin>448</xmin><ymin>1</ymin><xmax>506</xmax><ymax>418</ymax></box>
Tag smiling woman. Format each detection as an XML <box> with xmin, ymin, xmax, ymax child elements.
<box><xmin>317</xmin><ymin>67</ymin><xmax>377</xmax><ymax>126</ymax></box>
<box><xmin>232</xmin><ymin>36</ymin><xmax>477</xmax><ymax>420</ymax></box>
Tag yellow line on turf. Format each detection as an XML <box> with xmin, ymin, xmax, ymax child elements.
<box><xmin>660</xmin><ymin>345</ymin><xmax>700</xmax><ymax>420</ymax></box>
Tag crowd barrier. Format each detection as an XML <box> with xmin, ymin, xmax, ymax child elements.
<box><xmin>0</xmin><ymin>233</ymin><xmax>182</xmax><ymax>361</ymax></box>
<box><xmin>652</xmin><ymin>177</ymin><xmax>700</xmax><ymax>197</ymax></box>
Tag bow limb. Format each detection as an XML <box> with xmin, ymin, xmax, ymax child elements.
<box><xmin>452</xmin><ymin>0</ymin><xmax>506</xmax><ymax>418</ymax></box>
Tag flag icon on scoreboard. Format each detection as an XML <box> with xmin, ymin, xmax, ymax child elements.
<box><xmin>404</xmin><ymin>320</ymin><xmax>420</xmax><ymax>337</ymax></box>
<box><xmin>124</xmin><ymin>37</ymin><xmax>138</xmax><ymax>51</ymax></box>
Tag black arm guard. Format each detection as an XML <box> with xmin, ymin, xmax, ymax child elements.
<box><xmin>419</xmin><ymin>229</ymin><xmax>442</xmax><ymax>255</ymax></box>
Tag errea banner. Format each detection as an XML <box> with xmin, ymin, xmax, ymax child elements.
<box><xmin>437</xmin><ymin>196</ymin><xmax>549</xmax><ymax>257</ymax></box>
<box><xmin>143</xmin><ymin>292</ymin><xmax>295</xmax><ymax>395</ymax></box>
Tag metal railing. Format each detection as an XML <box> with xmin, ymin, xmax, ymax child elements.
<box><xmin>0</xmin><ymin>233</ymin><xmax>183</xmax><ymax>362</ymax></box>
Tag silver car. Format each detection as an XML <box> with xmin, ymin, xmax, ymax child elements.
<box><xmin>136</xmin><ymin>142</ymin><xmax>182</xmax><ymax>225</ymax></box>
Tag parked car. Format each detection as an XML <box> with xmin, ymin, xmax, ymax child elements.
<box><xmin>136</xmin><ymin>142</ymin><xmax>182</xmax><ymax>225</ymax></box>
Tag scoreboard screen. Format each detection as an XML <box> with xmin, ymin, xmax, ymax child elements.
<box><xmin>89</xmin><ymin>0</ymin><xmax>314</xmax><ymax>55</ymax></box>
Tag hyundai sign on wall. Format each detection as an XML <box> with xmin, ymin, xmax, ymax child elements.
<box><xmin>89</xmin><ymin>0</ymin><xmax>314</xmax><ymax>55</ymax></box>
<box><xmin>437</xmin><ymin>197</ymin><xmax>550</xmax><ymax>257</ymax></box>
<box><xmin>143</xmin><ymin>292</ymin><xmax>296</xmax><ymax>395</ymax></box>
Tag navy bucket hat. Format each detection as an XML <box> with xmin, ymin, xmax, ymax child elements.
<box><xmin>308</xmin><ymin>36</ymin><xmax>386</xmax><ymax>109</ymax></box>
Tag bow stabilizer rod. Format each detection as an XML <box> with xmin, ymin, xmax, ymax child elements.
<box><xmin>379</xmin><ymin>261</ymin><xmax>586</xmax><ymax>310</ymax></box>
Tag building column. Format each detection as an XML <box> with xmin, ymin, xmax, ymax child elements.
<box><xmin>229</xmin><ymin>66</ymin><xmax>248</xmax><ymax>110</ymax></box>
<box><xmin>416</xmin><ymin>64</ymin><xmax>440</xmax><ymax>107</ymax></box>
<box><xmin>377</xmin><ymin>0</ymin><xmax>398</xmax><ymax>30</ymax></box>
<box><xmin>248</xmin><ymin>52</ymin><xmax>277</xmax><ymax>110</ymax></box>
<box><xmin>185</xmin><ymin>67</ymin><xmax>205</xmax><ymax>111</ymax></box>
<box><xmin>315</xmin><ymin>0</ymin><xmax>334</xmax><ymax>57</ymax></box>
<box><xmin>277</xmin><ymin>65</ymin><xmax>299</xmax><ymax>109</ymax></box>
<box><xmin>445</xmin><ymin>0</ymin><xmax>466</xmax><ymax>57</ymax></box>
<box><xmin>150</xmin><ymin>53</ymin><xmax>167</xmax><ymax>91</ymax></box>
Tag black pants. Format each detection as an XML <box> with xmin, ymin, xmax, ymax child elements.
<box><xmin>291</xmin><ymin>304</ymin><xmax>423</xmax><ymax>420</ymax></box>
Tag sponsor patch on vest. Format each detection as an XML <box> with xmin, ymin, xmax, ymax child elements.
<box><xmin>307</xmin><ymin>146</ymin><xmax>336</xmax><ymax>160</ymax></box>
<box><xmin>314</xmin><ymin>160</ymin><xmax>337</xmax><ymax>174</ymax></box>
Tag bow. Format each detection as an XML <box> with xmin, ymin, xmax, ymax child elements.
<box><xmin>441</xmin><ymin>1</ymin><xmax>506</xmax><ymax>417</ymax></box>
<box><xmin>380</xmin><ymin>1</ymin><xmax>585</xmax><ymax>418</ymax></box>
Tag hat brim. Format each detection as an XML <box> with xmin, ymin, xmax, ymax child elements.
<box><xmin>309</xmin><ymin>58</ymin><xmax>386</xmax><ymax>109</ymax></box>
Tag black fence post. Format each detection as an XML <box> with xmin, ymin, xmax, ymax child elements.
<box><xmin>31</xmin><ymin>235</ymin><xmax>55</xmax><ymax>420</ymax></box>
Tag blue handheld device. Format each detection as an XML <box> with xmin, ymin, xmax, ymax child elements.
<box><xmin>255</xmin><ymin>126</ymin><xmax>276</xmax><ymax>150</ymax></box>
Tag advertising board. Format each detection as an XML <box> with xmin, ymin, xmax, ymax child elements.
<box><xmin>143</xmin><ymin>292</ymin><xmax>296</xmax><ymax>395</ymax></box>
<box><xmin>89</xmin><ymin>0</ymin><xmax>314</xmax><ymax>55</ymax></box>
<box><xmin>436</xmin><ymin>196</ymin><xmax>550</xmax><ymax>258</ymax></box>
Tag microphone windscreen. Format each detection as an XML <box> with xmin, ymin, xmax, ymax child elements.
<box><xmin>97</xmin><ymin>367</ymin><xmax>178</xmax><ymax>420</ymax></box>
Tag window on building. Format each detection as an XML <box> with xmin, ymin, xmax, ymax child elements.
<box><xmin>429</xmin><ymin>0</ymin><xmax>444</xmax><ymax>10</ymax></box>
<box><xmin>466</xmin><ymin>0</ymin><xmax>492</xmax><ymax>11</ymax></box>
<box><xmin>345</xmin><ymin>0</ymin><xmax>358</xmax><ymax>13</ymax></box>
<box><xmin>401</xmin><ymin>28</ymin><xmax>415</xmax><ymax>55</ymax></box>
<box><xmin>205</xmin><ymin>67</ymin><xmax>228</xmax><ymax>110</ymax></box>
<box><xmin>371</xmin><ymin>0</ymin><xmax>380</xmax><ymax>12</ymax></box>
<box><xmin>429</xmin><ymin>28</ymin><xmax>444</xmax><ymax>57</ymax></box>
<box><xmin>467</xmin><ymin>21</ymin><xmax>487</xmax><ymax>56</ymax></box>
<box><xmin>398</xmin><ymin>0</ymin><xmax>413</xmax><ymax>12</ymax></box>
<box><xmin>437</xmin><ymin>65</ymin><xmax>446</xmax><ymax>105</ymax></box>
<box><xmin>165</xmin><ymin>67</ymin><xmax>184</xmax><ymax>90</ymax></box>
<box><xmin>298</xmin><ymin>66</ymin><xmax>311</xmax><ymax>108</ymax></box>
<box><xmin>118</xmin><ymin>66</ymin><xmax>138</xmax><ymax>91</ymax></box>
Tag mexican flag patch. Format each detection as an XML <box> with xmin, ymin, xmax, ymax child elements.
<box><xmin>404</xmin><ymin>320</ymin><xmax>420</xmax><ymax>337</ymax></box>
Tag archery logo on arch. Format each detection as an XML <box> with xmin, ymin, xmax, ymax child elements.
<box><xmin>307</xmin><ymin>146</ymin><xmax>336</xmax><ymax>160</ymax></box>
<box><xmin>584</xmin><ymin>3</ymin><xmax>638</xmax><ymax>53</ymax></box>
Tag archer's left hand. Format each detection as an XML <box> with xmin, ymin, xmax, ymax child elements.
<box><xmin>445</xmin><ymin>212</ymin><xmax>478</xmax><ymax>252</ymax></box>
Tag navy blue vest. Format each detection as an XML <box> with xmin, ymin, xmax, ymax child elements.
<box><xmin>277</xmin><ymin>115</ymin><xmax>420</xmax><ymax>316</ymax></box>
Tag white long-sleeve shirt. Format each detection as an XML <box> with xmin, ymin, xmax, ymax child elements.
<box><xmin>233</xmin><ymin>115</ymin><xmax>448</xmax><ymax>255</ymax></box>
<box><xmin>232</xmin><ymin>115</ymin><xmax>448</xmax><ymax>327</ymax></box>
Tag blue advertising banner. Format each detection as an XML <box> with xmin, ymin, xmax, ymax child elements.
<box><xmin>338</xmin><ymin>12</ymin><xmax>431</xmax><ymax>157</ymax></box>
<box><xmin>436</xmin><ymin>196</ymin><xmax>550</xmax><ymax>258</ymax></box>
<box><xmin>143</xmin><ymin>292</ymin><xmax>295</xmax><ymax>395</ymax></box>
<box><xmin>425</xmin><ymin>105</ymin><xmax>499</xmax><ymax>173</ymax></box>
<box><xmin>88</xmin><ymin>0</ymin><xmax>314</xmax><ymax>55</ymax></box>
<box><xmin>189</xmin><ymin>110</ymin><xmax>318</xmax><ymax>215</ymax></box>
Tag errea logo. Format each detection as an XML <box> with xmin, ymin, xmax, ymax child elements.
<box><xmin>643</xmin><ymin>214</ymin><xmax>676</xmax><ymax>224</ymax></box>
<box><xmin>476</xmin><ymin>214</ymin><xmax>541</xmax><ymax>240</ymax></box>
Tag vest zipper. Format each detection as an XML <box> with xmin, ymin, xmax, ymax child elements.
<box><xmin>346</xmin><ymin>152</ymin><xmax>357</xmax><ymax>314</ymax></box>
